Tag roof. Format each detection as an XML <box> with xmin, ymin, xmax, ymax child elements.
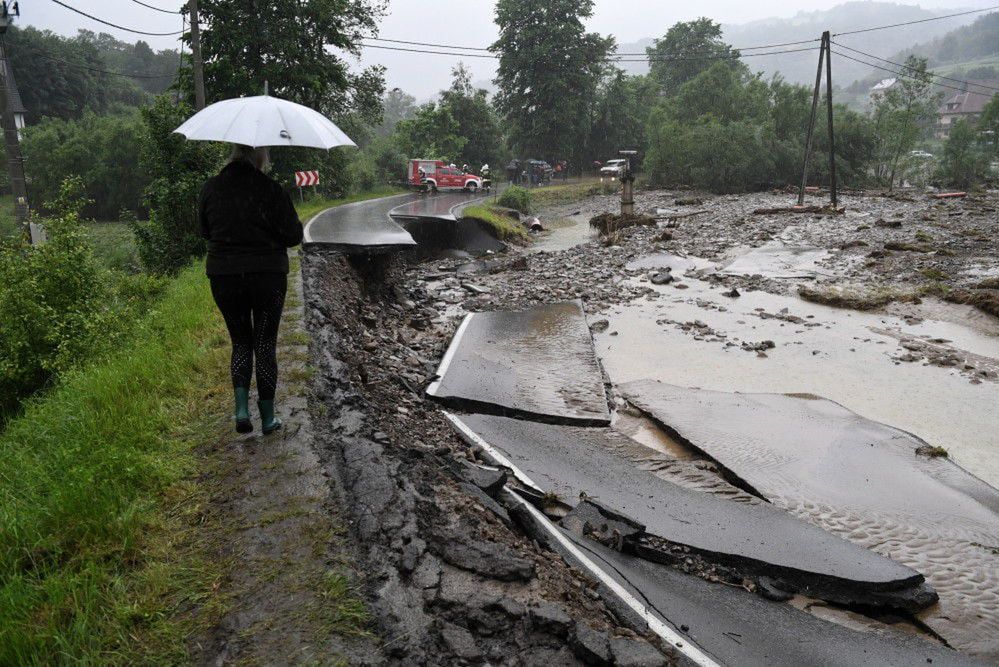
<box><xmin>1</xmin><ymin>58</ymin><xmax>26</xmax><ymax>115</ymax></box>
<box><xmin>938</xmin><ymin>81</ymin><xmax>999</xmax><ymax>116</ymax></box>
<box><xmin>870</xmin><ymin>77</ymin><xmax>898</xmax><ymax>92</ymax></box>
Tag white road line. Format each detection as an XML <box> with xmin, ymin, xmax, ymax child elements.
<box><xmin>444</xmin><ymin>411</ymin><xmax>720</xmax><ymax>667</ymax></box>
<box><xmin>426</xmin><ymin>314</ymin><xmax>473</xmax><ymax>397</ymax></box>
<box><xmin>443</xmin><ymin>412</ymin><xmax>543</xmax><ymax>492</ymax></box>
<box><xmin>505</xmin><ymin>491</ymin><xmax>721</xmax><ymax>667</ymax></box>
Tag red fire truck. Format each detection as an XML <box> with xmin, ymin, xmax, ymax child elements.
<box><xmin>408</xmin><ymin>159</ymin><xmax>484</xmax><ymax>193</ymax></box>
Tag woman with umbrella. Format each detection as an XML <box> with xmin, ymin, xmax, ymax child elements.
<box><xmin>175</xmin><ymin>92</ymin><xmax>356</xmax><ymax>434</ymax></box>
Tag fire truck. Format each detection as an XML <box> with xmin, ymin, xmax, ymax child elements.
<box><xmin>408</xmin><ymin>159</ymin><xmax>483</xmax><ymax>193</ymax></box>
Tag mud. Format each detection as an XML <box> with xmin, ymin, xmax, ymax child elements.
<box><xmin>621</xmin><ymin>381</ymin><xmax>999</xmax><ymax>659</ymax></box>
<box><xmin>302</xmin><ymin>248</ymin><xmax>675</xmax><ymax>665</ymax></box>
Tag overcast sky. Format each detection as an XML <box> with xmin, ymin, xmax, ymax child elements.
<box><xmin>22</xmin><ymin>0</ymin><xmax>994</xmax><ymax>99</ymax></box>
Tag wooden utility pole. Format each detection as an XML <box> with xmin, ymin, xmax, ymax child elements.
<box><xmin>798</xmin><ymin>32</ymin><xmax>838</xmax><ymax>208</ymax></box>
<box><xmin>797</xmin><ymin>35</ymin><xmax>825</xmax><ymax>206</ymax></box>
<box><xmin>823</xmin><ymin>31</ymin><xmax>838</xmax><ymax>207</ymax></box>
<box><xmin>0</xmin><ymin>5</ymin><xmax>31</xmax><ymax>242</ymax></box>
<box><xmin>189</xmin><ymin>0</ymin><xmax>205</xmax><ymax>110</ymax></box>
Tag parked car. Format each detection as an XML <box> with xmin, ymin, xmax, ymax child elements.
<box><xmin>600</xmin><ymin>159</ymin><xmax>628</xmax><ymax>180</ymax></box>
<box><xmin>408</xmin><ymin>159</ymin><xmax>484</xmax><ymax>192</ymax></box>
<box><xmin>909</xmin><ymin>150</ymin><xmax>934</xmax><ymax>159</ymax></box>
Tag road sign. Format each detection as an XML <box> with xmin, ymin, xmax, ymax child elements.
<box><xmin>295</xmin><ymin>170</ymin><xmax>319</xmax><ymax>187</ymax></box>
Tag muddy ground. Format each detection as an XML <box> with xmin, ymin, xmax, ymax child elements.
<box><xmin>296</xmin><ymin>187</ymin><xmax>997</xmax><ymax>664</ymax></box>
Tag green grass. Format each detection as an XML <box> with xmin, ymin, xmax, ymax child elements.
<box><xmin>530</xmin><ymin>178</ymin><xmax>617</xmax><ymax>209</ymax></box>
<box><xmin>463</xmin><ymin>204</ymin><xmax>529</xmax><ymax>240</ymax></box>
<box><xmin>0</xmin><ymin>261</ymin><xmax>231</xmax><ymax>664</ymax></box>
<box><xmin>295</xmin><ymin>185</ymin><xmax>406</xmax><ymax>222</ymax></box>
<box><xmin>85</xmin><ymin>222</ymin><xmax>141</xmax><ymax>272</ymax></box>
<box><xmin>0</xmin><ymin>194</ymin><xmax>18</xmax><ymax>239</ymax></box>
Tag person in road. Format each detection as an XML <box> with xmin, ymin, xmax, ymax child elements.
<box><xmin>199</xmin><ymin>144</ymin><xmax>303</xmax><ymax>435</ymax></box>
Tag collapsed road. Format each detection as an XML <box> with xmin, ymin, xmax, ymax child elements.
<box><xmin>302</xmin><ymin>189</ymin><xmax>998</xmax><ymax>665</ymax></box>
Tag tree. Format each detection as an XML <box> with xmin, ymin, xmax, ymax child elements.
<box><xmin>587</xmin><ymin>72</ymin><xmax>660</xmax><ymax>166</ymax></box>
<box><xmin>394</xmin><ymin>102</ymin><xmax>467</xmax><ymax>163</ymax></box>
<box><xmin>377</xmin><ymin>88</ymin><xmax>417</xmax><ymax>138</ymax></box>
<box><xmin>937</xmin><ymin>118</ymin><xmax>989</xmax><ymax>188</ymax></box>
<box><xmin>491</xmin><ymin>0</ymin><xmax>613</xmax><ymax>162</ymax></box>
<box><xmin>439</xmin><ymin>65</ymin><xmax>504</xmax><ymax>168</ymax></box>
<box><xmin>870</xmin><ymin>57</ymin><xmax>937</xmax><ymax>189</ymax></box>
<box><xmin>979</xmin><ymin>93</ymin><xmax>999</xmax><ymax>159</ymax></box>
<box><xmin>646</xmin><ymin>18</ymin><xmax>740</xmax><ymax>93</ymax></box>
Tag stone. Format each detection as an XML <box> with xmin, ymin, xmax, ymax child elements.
<box><xmin>529</xmin><ymin>602</ymin><xmax>573</xmax><ymax>638</ymax></box>
<box><xmin>571</xmin><ymin>623</ymin><xmax>613</xmax><ymax>665</ymax></box>
<box><xmin>608</xmin><ymin>636</ymin><xmax>669</xmax><ymax>667</ymax></box>
<box><xmin>440</xmin><ymin>622</ymin><xmax>483</xmax><ymax>661</ymax></box>
<box><xmin>437</xmin><ymin>537</ymin><xmax>535</xmax><ymax>582</ymax></box>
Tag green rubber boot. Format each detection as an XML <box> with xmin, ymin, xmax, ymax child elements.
<box><xmin>258</xmin><ymin>399</ymin><xmax>282</xmax><ymax>435</ymax></box>
<box><xmin>234</xmin><ymin>387</ymin><xmax>252</xmax><ymax>434</ymax></box>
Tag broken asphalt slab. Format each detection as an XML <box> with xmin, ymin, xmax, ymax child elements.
<box><xmin>551</xmin><ymin>524</ymin><xmax>983</xmax><ymax>667</ymax></box>
<box><xmin>718</xmin><ymin>241</ymin><xmax>831</xmax><ymax>279</ymax></box>
<box><xmin>303</xmin><ymin>193</ymin><xmax>418</xmax><ymax>251</ymax></box>
<box><xmin>428</xmin><ymin>302</ymin><xmax>611</xmax><ymax>425</ymax></box>
<box><xmin>620</xmin><ymin>380</ymin><xmax>999</xmax><ymax>659</ymax></box>
<box><xmin>447</xmin><ymin>412</ymin><xmax>934</xmax><ymax>610</ymax></box>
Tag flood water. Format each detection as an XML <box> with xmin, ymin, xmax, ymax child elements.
<box><xmin>593</xmin><ymin>273</ymin><xmax>999</xmax><ymax>487</ymax></box>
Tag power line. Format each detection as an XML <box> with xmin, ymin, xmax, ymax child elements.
<box><xmin>833</xmin><ymin>5</ymin><xmax>999</xmax><ymax>37</ymax></box>
<box><xmin>129</xmin><ymin>0</ymin><xmax>182</xmax><ymax>14</ymax></box>
<box><xmin>830</xmin><ymin>48</ymin><xmax>981</xmax><ymax>95</ymax></box>
<box><xmin>48</xmin><ymin>0</ymin><xmax>184</xmax><ymax>36</ymax></box>
<box><xmin>360</xmin><ymin>42</ymin><xmax>819</xmax><ymax>63</ymax></box>
<box><xmin>36</xmin><ymin>51</ymin><xmax>177</xmax><ymax>79</ymax></box>
<box><xmin>831</xmin><ymin>41</ymin><xmax>999</xmax><ymax>93</ymax></box>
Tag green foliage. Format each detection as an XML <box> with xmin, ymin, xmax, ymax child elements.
<box><xmin>0</xmin><ymin>179</ymin><xmax>157</xmax><ymax>419</ymax></box>
<box><xmin>0</xmin><ymin>262</ymin><xmax>226</xmax><ymax>663</ymax></box>
<box><xmin>587</xmin><ymin>73</ymin><xmax>660</xmax><ymax>165</ymax></box>
<box><xmin>647</xmin><ymin>18</ymin><xmax>741</xmax><ymax>92</ymax></box>
<box><xmin>936</xmin><ymin>119</ymin><xmax>990</xmax><ymax>188</ymax></box>
<box><xmin>498</xmin><ymin>186</ymin><xmax>532</xmax><ymax>214</ymax></box>
<box><xmin>394</xmin><ymin>101</ymin><xmax>467</xmax><ymax>163</ymax></box>
<box><xmin>22</xmin><ymin>111</ymin><xmax>147</xmax><ymax>220</ymax></box>
<box><xmin>5</xmin><ymin>26</ymin><xmax>162</xmax><ymax>123</ymax></box>
<box><xmin>462</xmin><ymin>205</ymin><xmax>528</xmax><ymax>240</ymax></box>
<box><xmin>980</xmin><ymin>93</ymin><xmax>999</xmax><ymax>158</ymax></box>
<box><xmin>133</xmin><ymin>96</ymin><xmax>224</xmax><ymax>275</ymax></box>
<box><xmin>492</xmin><ymin>0</ymin><xmax>613</xmax><ymax>162</ymax></box>
<box><xmin>870</xmin><ymin>56</ymin><xmax>938</xmax><ymax>189</ymax></box>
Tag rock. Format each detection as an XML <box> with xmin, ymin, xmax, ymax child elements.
<box><xmin>650</xmin><ymin>270</ymin><xmax>673</xmax><ymax>285</ymax></box>
<box><xmin>875</xmin><ymin>218</ymin><xmax>902</xmax><ymax>228</ymax></box>
<box><xmin>589</xmin><ymin>319</ymin><xmax>610</xmax><ymax>333</ymax></box>
<box><xmin>437</xmin><ymin>538</ymin><xmax>535</xmax><ymax>582</ymax></box>
<box><xmin>450</xmin><ymin>458</ymin><xmax>507</xmax><ymax>496</ymax></box>
<box><xmin>461</xmin><ymin>283</ymin><xmax>490</xmax><ymax>295</ymax></box>
<box><xmin>608</xmin><ymin>636</ymin><xmax>669</xmax><ymax>667</ymax></box>
<box><xmin>722</xmin><ymin>288</ymin><xmax>740</xmax><ymax>298</ymax></box>
<box><xmin>756</xmin><ymin>576</ymin><xmax>794</xmax><ymax>602</ymax></box>
<box><xmin>460</xmin><ymin>483</ymin><xmax>513</xmax><ymax>525</ymax></box>
<box><xmin>675</xmin><ymin>197</ymin><xmax>704</xmax><ymax>206</ymax></box>
<box><xmin>571</xmin><ymin>623</ymin><xmax>613</xmax><ymax>665</ymax></box>
<box><xmin>562</xmin><ymin>499</ymin><xmax>645</xmax><ymax>551</ymax></box>
<box><xmin>440</xmin><ymin>622</ymin><xmax>483</xmax><ymax>661</ymax></box>
<box><xmin>529</xmin><ymin>602</ymin><xmax>573</xmax><ymax>638</ymax></box>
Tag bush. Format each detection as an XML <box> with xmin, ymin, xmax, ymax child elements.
<box><xmin>133</xmin><ymin>96</ymin><xmax>224</xmax><ymax>275</ymax></box>
<box><xmin>936</xmin><ymin>119</ymin><xmax>990</xmax><ymax>188</ymax></box>
<box><xmin>0</xmin><ymin>178</ymin><xmax>146</xmax><ymax>419</ymax></box>
<box><xmin>22</xmin><ymin>111</ymin><xmax>148</xmax><ymax>220</ymax></box>
<box><xmin>498</xmin><ymin>185</ymin><xmax>532</xmax><ymax>213</ymax></box>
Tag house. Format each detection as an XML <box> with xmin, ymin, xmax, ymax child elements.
<box><xmin>0</xmin><ymin>57</ymin><xmax>26</xmax><ymax>138</ymax></box>
<box><xmin>936</xmin><ymin>80</ymin><xmax>999</xmax><ymax>139</ymax></box>
<box><xmin>869</xmin><ymin>77</ymin><xmax>898</xmax><ymax>102</ymax></box>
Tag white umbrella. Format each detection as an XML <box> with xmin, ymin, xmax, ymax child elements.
<box><xmin>172</xmin><ymin>94</ymin><xmax>356</xmax><ymax>149</ymax></box>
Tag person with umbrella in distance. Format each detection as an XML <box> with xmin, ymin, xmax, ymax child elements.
<box><xmin>198</xmin><ymin>144</ymin><xmax>301</xmax><ymax>434</ymax></box>
<box><xmin>174</xmin><ymin>89</ymin><xmax>356</xmax><ymax>434</ymax></box>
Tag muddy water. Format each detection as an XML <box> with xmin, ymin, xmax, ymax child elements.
<box><xmin>529</xmin><ymin>214</ymin><xmax>597</xmax><ymax>253</ymax></box>
<box><xmin>593</xmin><ymin>274</ymin><xmax>999</xmax><ymax>488</ymax></box>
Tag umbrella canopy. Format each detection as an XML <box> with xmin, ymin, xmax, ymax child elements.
<box><xmin>172</xmin><ymin>95</ymin><xmax>356</xmax><ymax>150</ymax></box>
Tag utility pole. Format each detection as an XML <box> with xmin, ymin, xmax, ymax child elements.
<box><xmin>797</xmin><ymin>32</ymin><xmax>838</xmax><ymax>209</ymax></box>
<box><xmin>823</xmin><ymin>31</ymin><xmax>838</xmax><ymax>207</ymax></box>
<box><xmin>797</xmin><ymin>34</ymin><xmax>825</xmax><ymax>206</ymax></box>
<box><xmin>0</xmin><ymin>2</ymin><xmax>31</xmax><ymax>242</ymax></box>
<box><xmin>189</xmin><ymin>0</ymin><xmax>205</xmax><ymax>110</ymax></box>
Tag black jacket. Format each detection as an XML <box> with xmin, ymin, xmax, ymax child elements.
<box><xmin>199</xmin><ymin>160</ymin><xmax>303</xmax><ymax>275</ymax></box>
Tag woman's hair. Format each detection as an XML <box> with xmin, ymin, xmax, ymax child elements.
<box><xmin>229</xmin><ymin>144</ymin><xmax>271</xmax><ymax>172</ymax></box>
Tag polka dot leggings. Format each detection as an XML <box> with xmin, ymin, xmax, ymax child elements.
<box><xmin>209</xmin><ymin>273</ymin><xmax>287</xmax><ymax>400</ymax></box>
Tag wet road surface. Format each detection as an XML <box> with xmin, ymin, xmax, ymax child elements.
<box><xmin>428</xmin><ymin>302</ymin><xmax>610</xmax><ymax>425</ymax></box>
<box><xmin>303</xmin><ymin>193</ymin><xmax>417</xmax><ymax>250</ymax></box>
<box><xmin>450</xmin><ymin>413</ymin><xmax>931</xmax><ymax>607</ymax></box>
<box><xmin>622</xmin><ymin>381</ymin><xmax>999</xmax><ymax>659</ymax></box>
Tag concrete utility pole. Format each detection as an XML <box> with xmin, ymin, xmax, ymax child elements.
<box><xmin>798</xmin><ymin>34</ymin><xmax>826</xmax><ymax>207</ymax></box>
<box><xmin>0</xmin><ymin>3</ymin><xmax>31</xmax><ymax>242</ymax></box>
<box><xmin>798</xmin><ymin>32</ymin><xmax>838</xmax><ymax>208</ymax></box>
<box><xmin>823</xmin><ymin>31</ymin><xmax>838</xmax><ymax>207</ymax></box>
<box><xmin>619</xmin><ymin>150</ymin><xmax>637</xmax><ymax>216</ymax></box>
<box><xmin>189</xmin><ymin>0</ymin><xmax>205</xmax><ymax>110</ymax></box>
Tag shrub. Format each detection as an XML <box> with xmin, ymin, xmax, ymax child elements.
<box><xmin>936</xmin><ymin>119</ymin><xmax>989</xmax><ymax>189</ymax></box>
<box><xmin>133</xmin><ymin>96</ymin><xmax>224</xmax><ymax>275</ymax></box>
<box><xmin>0</xmin><ymin>178</ymin><xmax>138</xmax><ymax>418</ymax></box>
<box><xmin>498</xmin><ymin>185</ymin><xmax>532</xmax><ymax>213</ymax></box>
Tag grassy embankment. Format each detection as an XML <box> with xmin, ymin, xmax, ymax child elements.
<box><xmin>0</xmin><ymin>190</ymin><xmax>387</xmax><ymax>663</ymax></box>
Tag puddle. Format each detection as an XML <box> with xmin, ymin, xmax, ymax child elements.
<box><xmin>610</xmin><ymin>410</ymin><xmax>695</xmax><ymax>460</ymax></box>
<box><xmin>719</xmin><ymin>241</ymin><xmax>832</xmax><ymax>279</ymax></box>
<box><xmin>594</xmin><ymin>276</ymin><xmax>999</xmax><ymax>488</ymax></box>
<box><xmin>528</xmin><ymin>213</ymin><xmax>597</xmax><ymax>253</ymax></box>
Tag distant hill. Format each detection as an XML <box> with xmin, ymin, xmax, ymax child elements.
<box><xmin>613</xmin><ymin>2</ymin><xmax>981</xmax><ymax>85</ymax></box>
